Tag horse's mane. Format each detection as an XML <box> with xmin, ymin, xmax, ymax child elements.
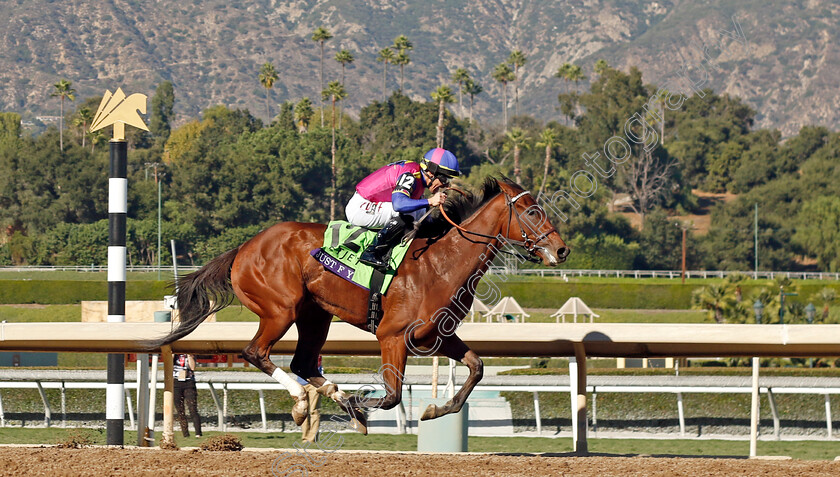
<box><xmin>426</xmin><ymin>176</ymin><xmax>518</xmax><ymax>235</ymax></box>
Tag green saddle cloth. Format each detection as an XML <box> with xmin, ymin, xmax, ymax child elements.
<box><xmin>317</xmin><ymin>220</ymin><xmax>413</xmax><ymax>294</ymax></box>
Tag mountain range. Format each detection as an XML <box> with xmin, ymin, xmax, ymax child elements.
<box><xmin>1</xmin><ymin>0</ymin><xmax>837</xmax><ymax>136</ymax></box>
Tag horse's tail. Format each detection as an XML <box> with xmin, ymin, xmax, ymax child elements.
<box><xmin>143</xmin><ymin>247</ymin><xmax>240</xmax><ymax>350</ymax></box>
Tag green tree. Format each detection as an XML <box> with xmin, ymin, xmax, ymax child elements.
<box><xmin>692</xmin><ymin>283</ymin><xmax>737</xmax><ymax>323</ymax></box>
<box><xmin>258</xmin><ymin>62</ymin><xmax>279</xmax><ymax>122</ymax></box>
<box><xmin>811</xmin><ymin>287</ymin><xmax>836</xmax><ymax>321</ymax></box>
<box><xmin>334</xmin><ymin>49</ymin><xmax>355</xmax><ymax>129</ymax></box>
<box><xmin>594</xmin><ymin>59</ymin><xmax>609</xmax><ymax>76</ymax></box>
<box><xmin>793</xmin><ymin>196</ymin><xmax>840</xmax><ymax>271</ymax></box>
<box><xmin>451</xmin><ymin>68</ymin><xmax>471</xmax><ymax>118</ymax></box>
<box><xmin>431</xmin><ymin>85</ymin><xmax>455</xmax><ymax>148</ymax></box>
<box><xmin>322</xmin><ymin>81</ymin><xmax>348</xmax><ymax>220</ymax></box>
<box><xmin>149</xmin><ymin>81</ymin><xmax>175</xmax><ymax>146</ymax></box>
<box><xmin>535</xmin><ymin>128</ymin><xmax>558</xmax><ymax>197</ymax></box>
<box><xmin>311</xmin><ymin>26</ymin><xmax>333</xmax><ymax>127</ymax></box>
<box><xmin>503</xmin><ymin>127</ymin><xmax>530</xmax><ymax>184</ymax></box>
<box><xmin>72</xmin><ymin>107</ymin><xmax>94</xmax><ymax>148</ymax></box>
<box><xmin>492</xmin><ymin>63</ymin><xmax>515</xmax><ymax>130</ymax></box>
<box><xmin>507</xmin><ymin>50</ymin><xmax>527</xmax><ymax>117</ymax></box>
<box><xmin>463</xmin><ymin>78</ymin><xmax>483</xmax><ymax>124</ymax></box>
<box><xmin>294</xmin><ymin>97</ymin><xmax>314</xmax><ymax>133</ymax></box>
<box><xmin>392</xmin><ymin>35</ymin><xmax>413</xmax><ymax>92</ymax></box>
<box><xmin>50</xmin><ymin>79</ymin><xmax>75</xmax><ymax>152</ymax></box>
<box><xmin>376</xmin><ymin>47</ymin><xmax>395</xmax><ymax>97</ymax></box>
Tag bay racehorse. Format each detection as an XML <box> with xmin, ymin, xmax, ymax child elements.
<box><xmin>149</xmin><ymin>177</ymin><xmax>568</xmax><ymax>433</ymax></box>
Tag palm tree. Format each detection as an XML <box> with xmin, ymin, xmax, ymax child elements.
<box><xmin>535</xmin><ymin>128</ymin><xmax>558</xmax><ymax>197</ymax></box>
<box><xmin>51</xmin><ymin>79</ymin><xmax>75</xmax><ymax>152</ymax></box>
<box><xmin>451</xmin><ymin>68</ymin><xmax>470</xmax><ymax>118</ymax></box>
<box><xmin>393</xmin><ymin>51</ymin><xmax>410</xmax><ymax>93</ymax></box>
<box><xmin>463</xmin><ymin>79</ymin><xmax>483</xmax><ymax>124</ymax></box>
<box><xmin>594</xmin><ymin>59</ymin><xmax>609</xmax><ymax>76</ymax></box>
<box><xmin>376</xmin><ymin>47</ymin><xmax>395</xmax><ymax>97</ymax></box>
<box><xmin>691</xmin><ymin>283</ymin><xmax>737</xmax><ymax>323</ymax></box>
<box><xmin>311</xmin><ymin>26</ymin><xmax>333</xmax><ymax>127</ymax></box>
<box><xmin>492</xmin><ymin>63</ymin><xmax>515</xmax><ymax>130</ymax></box>
<box><xmin>554</xmin><ymin>63</ymin><xmax>574</xmax><ymax>125</ymax></box>
<box><xmin>334</xmin><ymin>49</ymin><xmax>354</xmax><ymax>129</ymax></box>
<box><xmin>507</xmin><ymin>50</ymin><xmax>527</xmax><ymax>117</ymax></box>
<box><xmin>431</xmin><ymin>85</ymin><xmax>455</xmax><ymax>148</ymax></box>
<box><xmin>392</xmin><ymin>35</ymin><xmax>413</xmax><ymax>92</ymax></box>
<box><xmin>503</xmin><ymin>127</ymin><xmax>530</xmax><ymax>185</ymax></box>
<box><xmin>294</xmin><ymin>97</ymin><xmax>314</xmax><ymax>133</ymax></box>
<box><xmin>322</xmin><ymin>81</ymin><xmax>348</xmax><ymax>220</ymax></box>
<box><xmin>258</xmin><ymin>62</ymin><xmax>278</xmax><ymax>121</ymax></box>
<box><xmin>72</xmin><ymin>107</ymin><xmax>94</xmax><ymax>148</ymax></box>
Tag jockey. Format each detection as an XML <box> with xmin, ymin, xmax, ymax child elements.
<box><xmin>346</xmin><ymin>147</ymin><xmax>461</xmax><ymax>270</ymax></box>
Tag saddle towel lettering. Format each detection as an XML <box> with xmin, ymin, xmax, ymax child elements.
<box><xmin>310</xmin><ymin>220</ymin><xmax>413</xmax><ymax>294</ymax></box>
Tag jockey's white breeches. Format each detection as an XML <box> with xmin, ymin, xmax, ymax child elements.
<box><xmin>345</xmin><ymin>192</ymin><xmax>425</xmax><ymax>228</ymax></box>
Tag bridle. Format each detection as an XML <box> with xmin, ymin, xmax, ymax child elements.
<box><xmin>438</xmin><ymin>187</ymin><xmax>559</xmax><ymax>262</ymax></box>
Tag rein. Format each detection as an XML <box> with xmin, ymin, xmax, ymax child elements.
<box><xmin>438</xmin><ymin>187</ymin><xmax>558</xmax><ymax>263</ymax></box>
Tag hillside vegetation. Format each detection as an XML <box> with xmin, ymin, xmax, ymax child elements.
<box><xmin>1</xmin><ymin>1</ymin><xmax>839</xmax><ymax>135</ymax></box>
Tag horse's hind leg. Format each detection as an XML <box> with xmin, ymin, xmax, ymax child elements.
<box><xmin>289</xmin><ymin>303</ymin><xmax>369</xmax><ymax>434</ymax></box>
<box><xmin>240</xmin><ymin>305</ymin><xmax>310</xmax><ymax>425</ymax></box>
<box><xmin>421</xmin><ymin>334</ymin><xmax>483</xmax><ymax>421</ymax></box>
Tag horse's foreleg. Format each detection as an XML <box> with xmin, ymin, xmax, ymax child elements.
<box><xmin>346</xmin><ymin>335</ymin><xmax>408</xmax><ymax>411</ymax></box>
<box><xmin>421</xmin><ymin>334</ymin><xmax>483</xmax><ymax>421</ymax></box>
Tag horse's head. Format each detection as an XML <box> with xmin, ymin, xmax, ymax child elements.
<box><xmin>496</xmin><ymin>179</ymin><xmax>570</xmax><ymax>266</ymax></box>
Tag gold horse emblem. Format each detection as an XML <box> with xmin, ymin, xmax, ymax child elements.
<box><xmin>90</xmin><ymin>88</ymin><xmax>149</xmax><ymax>140</ymax></box>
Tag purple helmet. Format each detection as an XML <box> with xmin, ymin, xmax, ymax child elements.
<box><xmin>421</xmin><ymin>148</ymin><xmax>461</xmax><ymax>178</ymax></box>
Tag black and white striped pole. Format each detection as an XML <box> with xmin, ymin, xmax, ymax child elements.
<box><xmin>90</xmin><ymin>88</ymin><xmax>149</xmax><ymax>446</ymax></box>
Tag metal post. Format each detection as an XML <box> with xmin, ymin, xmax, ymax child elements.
<box><xmin>258</xmin><ymin>390</ymin><xmax>267</xmax><ymax>431</ymax></box>
<box><xmin>35</xmin><ymin>381</ymin><xmax>51</xmax><ymax>427</ymax></box>
<box><xmin>677</xmin><ymin>392</ymin><xmax>685</xmax><ymax>436</ymax></box>
<box><xmin>125</xmin><ymin>388</ymin><xmax>134</xmax><ymax>430</ymax></box>
<box><xmin>754</xmin><ymin>203</ymin><xmax>758</xmax><ymax>276</ymax></box>
<box><xmin>106</xmin><ymin>139</ymin><xmax>127</xmax><ymax>446</ymax></box>
<box><xmin>222</xmin><ymin>384</ymin><xmax>228</xmax><ymax>432</ymax></box>
<box><xmin>147</xmin><ymin>354</ymin><xmax>159</xmax><ymax>444</ymax></box>
<box><xmin>207</xmin><ymin>383</ymin><xmax>224</xmax><ymax>430</ymax></box>
<box><xmin>749</xmin><ymin>357</ymin><xmax>760</xmax><ymax>457</ymax></box>
<box><xmin>136</xmin><ymin>354</ymin><xmax>149</xmax><ymax>446</ymax></box>
<box><xmin>826</xmin><ymin>394</ymin><xmax>833</xmax><ymax>439</ymax></box>
<box><xmin>60</xmin><ymin>382</ymin><xmax>66</xmax><ymax>428</ymax></box>
<box><xmin>767</xmin><ymin>388</ymin><xmax>780</xmax><ymax>440</ymax></box>
<box><xmin>0</xmin><ymin>390</ymin><xmax>5</xmax><ymax>427</ymax></box>
<box><xmin>533</xmin><ymin>391</ymin><xmax>541</xmax><ymax>435</ymax></box>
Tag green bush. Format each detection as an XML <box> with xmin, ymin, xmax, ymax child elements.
<box><xmin>0</xmin><ymin>280</ymin><xmax>170</xmax><ymax>304</ymax></box>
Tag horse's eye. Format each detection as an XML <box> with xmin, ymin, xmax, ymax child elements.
<box><xmin>527</xmin><ymin>210</ymin><xmax>537</xmax><ymax>216</ymax></box>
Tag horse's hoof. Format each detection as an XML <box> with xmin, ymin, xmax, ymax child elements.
<box><xmin>316</xmin><ymin>383</ymin><xmax>339</xmax><ymax>399</ymax></box>
<box><xmin>420</xmin><ymin>404</ymin><xmax>439</xmax><ymax>421</ymax></box>
<box><xmin>351</xmin><ymin>415</ymin><xmax>368</xmax><ymax>436</ymax></box>
<box><xmin>292</xmin><ymin>395</ymin><xmax>309</xmax><ymax>426</ymax></box>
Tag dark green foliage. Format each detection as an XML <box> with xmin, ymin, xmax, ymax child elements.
<box><xmin>149</xmin><ymin>81</ymin><xmax>175</xmax><ymax>146</ymax></box>
<box><xmin>637</xmin><ymin>210</ymin><xmax>699</xmax><ymax>270</ymax></box>
<box><xmin>0</xmin><ymin>280</ymin><xmax>168</xmax><ymax>304</ymax></box>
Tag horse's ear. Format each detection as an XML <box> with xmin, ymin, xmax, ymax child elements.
<box><xmin>495</xmin><ymin>176</ymin><xmax>521</xmax><ymax>194</ymax></box>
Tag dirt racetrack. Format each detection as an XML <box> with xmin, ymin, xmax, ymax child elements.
<box><xmin>0</xmin><ymin>447</ymin><xmax>839</xmax><ymax>477</ymax></box>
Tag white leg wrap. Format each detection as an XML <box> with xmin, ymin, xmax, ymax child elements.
<box><xmin>272</xmin><ymin>369</ymin><xmax>305</xmax><ymax>398</ymax></box>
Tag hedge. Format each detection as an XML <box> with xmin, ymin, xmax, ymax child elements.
<box><xmin>2</xmin><ymin>278</ymin><xmax>839</xmax><ymax>310</ymax></box>
<box><xmin>0</xmin><ymin>280</ymin><xmax>170</xmax><ymax>304</ymax></box>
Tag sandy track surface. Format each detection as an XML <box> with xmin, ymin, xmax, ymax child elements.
<box><xmin>0</xmin><ymin>447</ymin><xmax>838</xmax><ymax>476</ymax></box>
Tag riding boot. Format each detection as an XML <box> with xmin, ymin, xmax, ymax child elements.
<box><xmin>359</xmin><ymin>216</ymin><xmax>406</xmax><ymax>270</ymax></box>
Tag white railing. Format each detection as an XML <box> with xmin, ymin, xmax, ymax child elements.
<box><xmin>0</xmin><ymin>372</ymin><xmax>836</xmax><ymax>440</ymax></box>
<box><xmin>487</xmin><ymin>267</ymin><xmax>840</xmax><ymax>280</ymax></box>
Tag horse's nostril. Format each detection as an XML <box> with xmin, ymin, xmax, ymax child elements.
<box><xmin>557</xmin><ymin>247</ymin><xmax>568</xmax><ymax>258</ymax></box>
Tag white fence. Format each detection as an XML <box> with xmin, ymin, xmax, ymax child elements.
<box><xmin>1</xmin><ymin>371</ymin><xmax>837</xmax><ymax>440</ymax></box>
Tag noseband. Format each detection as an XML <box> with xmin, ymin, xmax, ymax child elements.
<box><xmin>438</xmin><ymin>188</ymin><xmax>559</xmax><ymax>261</ymax></box>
